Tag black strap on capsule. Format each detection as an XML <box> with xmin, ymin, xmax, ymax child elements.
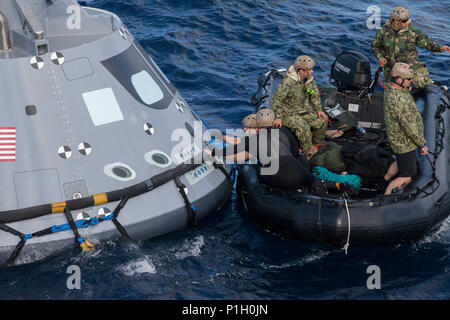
<box><xmin>0</xmin><ymin>222</ymin><xmax>28</xmax><ymax>266</ymax></box>
<box><xmin>63</xmin><ymin>207</ymin><xmax>95</xmax><ymax>251</ymax></box>
<box><xmin>213</xmin><ymin>163</ymin><xmax>234</xmax><ymax>211</ymax></box>
<box><xmin>174</xmin><ymin>177</ymin><xmax>197</xmax><ymax>227</ymax></box>
<box><xmin>111</xmin><ymin>196</ymin><xmax>132</xmax><ymax>240</ymax></box>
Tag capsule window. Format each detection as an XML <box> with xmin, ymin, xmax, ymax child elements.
<box><xmin>144</xmin><ymin>150</ymin><xmax>172</xmax><ymax>168</ymax></box>
<box><xmin>112</xmin><ymin>166</ymin><xmax>132</xmax><ymax>178</ymax></box>
<box><xmin>131</xmin><ymin>71</ymin><xmax>164</xmax><ymax>105</ymax></box>
<box><xmin>101</xmin><ymin>46</ymin><xmax>172</xmax><ymax>110</ymax></box>
<box><xmin>104</xmin><ymin>162</ymin><xmax>136</xmax><ymax>182</ymax></box>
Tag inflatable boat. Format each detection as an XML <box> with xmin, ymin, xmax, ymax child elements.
<box><xmin>0</xmin><ymin>0</ymin><xmax>231</xmax><ymax>266</ymax></box>
<box><xmin>237</xmin><ymin>53</ymin><xmax>450</xmax><ymax>250</ymax></box>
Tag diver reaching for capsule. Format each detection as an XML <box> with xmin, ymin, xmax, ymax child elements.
<box><xmin>204</xmin><ymin>109</ymin><xmax>356</xmax><ymax>195</ymax></box>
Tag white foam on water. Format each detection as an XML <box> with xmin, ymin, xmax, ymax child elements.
<box><xmin>174</xmin><ymin>235</ymin><xmax>205</xmax><ymax>259</ymax></box>
<box><xmin>119</xmin><ymin>255</ymin><xmax>157</xmax><ymax>276</ymax></box>
<box><xmin>262</xmin><ymin>251</ymin><xmax>330</xmax><ymax>269</ymax></box>
<box><xmin>420</xmin><ymin>217</ymin><xmax>450</xmax><ymax>245</ymax></box>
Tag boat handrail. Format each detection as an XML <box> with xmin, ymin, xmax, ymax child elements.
<box><xmin>0</xmin><ymin>11</ymin><xmax>11</xmax><ymax>51</ymax></box>
<box><xmin>14</xmin><ymin>0</ymin><xmax>45</xmax><ymax>40</ymax></box>
<box><xmin>80</xmin><ymin>6</ymin><xmax>122</xmax><ymax>30</ymax></box>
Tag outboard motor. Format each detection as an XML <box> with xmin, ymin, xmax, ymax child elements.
<box><xmin>329</xmin><ymin>51</ymin><xmax>372</xmax><ymax>93</ymax></box>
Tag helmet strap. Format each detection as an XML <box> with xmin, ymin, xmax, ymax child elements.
<box><xmin>394</xmin><ymin>77</ymin><xmax>409</xmax><ymax>89</ymax></box>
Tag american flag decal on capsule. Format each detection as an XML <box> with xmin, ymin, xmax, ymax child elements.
<box><xmin>0</xmin><ymin>127</ymin><xmax>16</xmax><ymax>162</ymax></box>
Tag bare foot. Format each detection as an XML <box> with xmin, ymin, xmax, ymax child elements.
<box><xmin>325</xmin><ymin>130</ymin><xmax>344</xmax><ymax>139</ymax></box>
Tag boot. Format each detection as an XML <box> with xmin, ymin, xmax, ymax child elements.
<box><xmin>310</xmin><ymin>179</ymin><xmax>329</xmax><ymax>195</ymax></box>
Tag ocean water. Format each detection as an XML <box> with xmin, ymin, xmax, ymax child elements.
<box><xmin>0</xmin><ymin>0</ymin><xmax>449</xmax><ymax>300</ymax></box>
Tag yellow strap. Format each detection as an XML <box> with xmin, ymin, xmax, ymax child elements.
<box><xmin>80</xmin><ymin>240</ymin><xmax>95</xmax><ymax>252</ymax></box>
<box><xmin>93</xmin><ymin>193</ymin><xmax>108</xmax><ymax>206</ymax></box>
<box><xmin>52</xmin><ymin>201</ymin><xmax>67</xmax><ymax>213</ymax></box>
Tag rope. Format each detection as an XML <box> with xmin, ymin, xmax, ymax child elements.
<box><xmin>377</xmin><ymin>67</ymin><xmax>387</xmax><ymax>90</ymax></box>
<box><xmin>0</xmin><ymin>157</ymin><xmax>219</xmax><ymax>265</ymax></box>
<box><xmin>342</xmin><ymin>196</ymin><xmax>351</xmax><ymax>255</ymax></box>
<box><xmin>63</xmin><ymin>207</ymin><xmax>95</xmax><ymax>252</ymax></box>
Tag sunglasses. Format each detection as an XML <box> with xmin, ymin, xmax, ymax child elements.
<box><xmin>391</xmin><ymin>18</ymin><xmax>409</xmax><ymax>24</ymax></box>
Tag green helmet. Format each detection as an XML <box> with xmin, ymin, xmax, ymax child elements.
<box><xmin>242</xmin><ymin>114</ymin><xmax>258</xmax><ymax>128</ymax></box>
<box><xmin>256</xmin><ymin>108</ymin><xmax>275</xmax><ymax>128</ymax></box>
<box><xmin>391</xmin><ymin>62</ymin><xmax>413</xmax><ymax>79</ymax></box>
<box><xmin>390</xmin><ymin>6</ymin><xmax>411</xmax><ymax>23</ymax></box>
<box><xmin>294</xmin><ymin>55</ymin><xmax>316</xmax><ymax>70</ymax></box>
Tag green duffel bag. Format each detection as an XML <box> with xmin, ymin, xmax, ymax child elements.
<box><xmin>309</xmin><ymin>142</ymin><xmax>346</xmax><ymax>173</ymax></box>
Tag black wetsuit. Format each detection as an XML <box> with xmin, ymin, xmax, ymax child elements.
<box><xmin>230</xmin><ymin>127</ymin><xmax>315</xmax><ymax>189</ymax></box>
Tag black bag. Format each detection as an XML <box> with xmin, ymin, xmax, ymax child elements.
<box><xmin>342</xmin><ymin>143</ymin><xmax>395</xmax><ymax>187</ymax></box>
<box><xmin>323</xmin><ymin>92</ymin><xmax>359</xmax><ymax>131</ymax></box>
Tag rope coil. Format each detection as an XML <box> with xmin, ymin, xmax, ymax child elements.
<box><xmin>342</xmin><ymin>196</ymin><xmax>351</xmax><ymax>255</ymax></box>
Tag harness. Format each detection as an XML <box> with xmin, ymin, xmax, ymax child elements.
<box><xmin>1</xmin><ymin>148</ymin><xmax>234</xmax><ymax>266</ymax></box>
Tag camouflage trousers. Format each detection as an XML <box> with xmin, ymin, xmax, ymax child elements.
<box><xmin>384</xmin><ymin>65</ymin><xmax>433</xmax><ymax>89</ymax></box>
<box><xmin>283</xmin><ymin>114</ymin><xmax>327</xmax><ymax>153</ymax></box>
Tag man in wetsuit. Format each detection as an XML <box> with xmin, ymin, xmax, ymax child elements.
<box><xmin>209</xmin><ymin>109</ymin><xmax>354</xmax><ymax>195</ymax></box>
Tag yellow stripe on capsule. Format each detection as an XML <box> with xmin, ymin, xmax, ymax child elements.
<box><xmin>52</xmin><ymin>201</ymin><xmax>67</xmax><ymax>213</ymax></box>
<box><xmin>93</xmin><ymin>193</ymin><xmax>108</xmax><ymax>206</ymax></box>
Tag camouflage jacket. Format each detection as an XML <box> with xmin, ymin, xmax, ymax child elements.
<box><xmin>384</xmin><ymin>83</ymin><xmax>426</xmax><ymax>154</ymax></box>
<box><xmin>372</xmin><ymin>20</ymin><xmax>441</xmax><ymax>68</ymax></box>
<box><xmin>271</xmin><ymin>65</ymin><xmax>321</xmax><ymax>122</ymax></box>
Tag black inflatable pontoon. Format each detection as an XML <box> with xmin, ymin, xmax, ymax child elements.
<box><xmin>238</xmin><ymin>67</ymin><xmax>450</xmax><ymax>248</ymax></box>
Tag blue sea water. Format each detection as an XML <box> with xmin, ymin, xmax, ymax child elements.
<box><xmin>1</xmin><ymin>0</ymin><xmax>449</xmax><ymax>300</ymax></box>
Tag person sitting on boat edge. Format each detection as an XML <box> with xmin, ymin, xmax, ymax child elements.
<box><xmin>383</xmin><ymin>62</ymin><xmax>428</xmax><ymax>195</ymax></box>
<box><xmin>205</xmin><ymin>109</ymin><xmax>356</xmax><ymax>195</ymax></box>
<box><xmin>271</xmin><ymin>55</ymin><xmax>328</xmax><ymax>159</ymax></box>
<box><xmin>372</xmin><ymin>6</ymin><xmax>450</xmax><ymax>89</ymax></box>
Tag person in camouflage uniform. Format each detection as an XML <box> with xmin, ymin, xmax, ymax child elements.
<box><xmin>271</xmin><ymin>55</ymin><xmax>327</xmax><ymax>158</ymax></box>
<box><xmin>372</xmin><ymin>6</ymin><xmax>450</xmax><ymax>89</ymax></box>
<box><xmin>383</xmin><ymin>63</ymin><xmax>428</xmax><ymax>195</ymax></box>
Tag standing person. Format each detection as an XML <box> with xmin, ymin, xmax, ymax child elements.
<box><xmin>271</xmin><ymin>55</ymin><xmax>328</xmax><ymax>159</ymax></box>
<box><xmin>383</xmin><ymin>63</ymin><xmax>428</xmax><ymax>195</ymax></box>
<box><xmin>372</xmin><ymin>6</ymin><xmax>450</xmax><ymax>89</ymax></box>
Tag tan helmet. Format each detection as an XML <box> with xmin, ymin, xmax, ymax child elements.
<box><xmin>256</xmin><ymin>108</ymin><xmax>275</xmax><ymax>128</ymax></box>
<box><xmin>391</xmin><ymin>62</ymin><xmax>414</xmax><ymax>79</ymax></box>
<box><xmin>242</xmin><ymin>114</ymin><xmax>258</xmax><ymax>128</ymax></box>
<box><xmin>390</xmin><ymin>6</ymin><xmax>411</xmax><ymax>23</ymax></box>
<box><xmin>294</xmin><ymin>55</ymin><xmax>316</xmax><ymax>70</ymax></box>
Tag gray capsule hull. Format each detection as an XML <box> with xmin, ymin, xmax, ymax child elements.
<box><xmin>0</xmin><ymin>0</ymin><xmax>230</xmax><ymax>265</ymax></box>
